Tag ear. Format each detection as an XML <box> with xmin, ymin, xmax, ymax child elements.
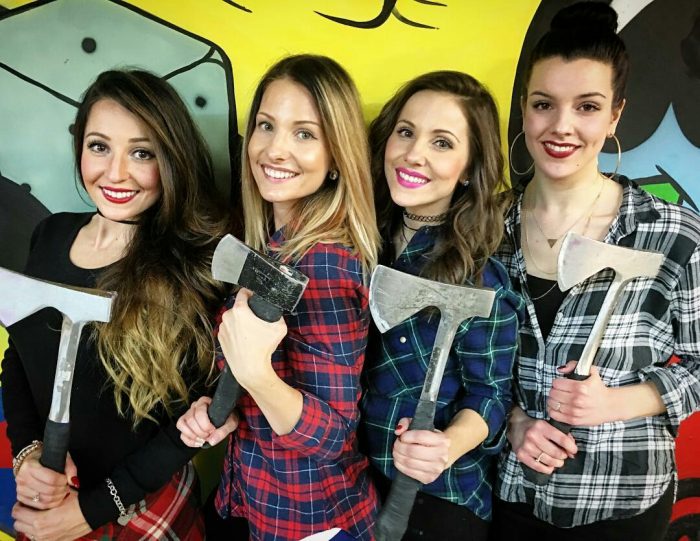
<box><xmin>609</xmin><ymin>98</ymin><xmax>626</xmax><ymax>133</ymax></box>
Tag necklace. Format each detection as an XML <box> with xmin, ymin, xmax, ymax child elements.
<box><xmin>403</xmin><ymin>210</ymin><xmax>448</xmax><ymax>223</ymax></box>
<box><xmin>529</xmin><ymin>279</ymin><xmax>560</xmax><ymax>301</ymax></box>
<box><xmin>528</xmin><ymin>177</ymin><xmax>605</xmax><ymax>248</ymax></box>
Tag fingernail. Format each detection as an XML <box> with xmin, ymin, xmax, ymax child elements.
<box><xmin>71</xmin><ymin>476</ymin><xmax>80</xmax><ymax>488</ymax></box>
<box><xmin>195</xmin><ymin>437</ymin><xmax>205</xmax><ymax>447</ymax></box>
<box><xmin>396</xmin><ymin>424</ymin><xmax>404</xmax><ymax>431</ymax></box>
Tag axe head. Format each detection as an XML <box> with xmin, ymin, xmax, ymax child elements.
<box><xmin>211</xmin><ymin>234</ymin><xmax>309</xmax><ymax>312</ymax></box>
<box><xmin>558</xmin><ymin>232</ymin><xmax>664</xmax><ymax>291</ymax></box>
<box><xmin>0</xmin><ymin>266</ymin><xmax>115</xmax><ymax>327</ymax></box>
<box><xmin>369</xmin><ymin>265</ymin><xmax>495</xmax><ymax>333</ymax></box>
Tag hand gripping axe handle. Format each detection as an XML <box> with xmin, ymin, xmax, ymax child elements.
<box><xmin>522</xmin><ymin>232</ymin><xmax>664</xmax><ymax>486</ymax></box>
<box><xmin>206</xmin><ymin>235</ymin><xmax>308</xmax><ymax>432</ymax></box>
<box><xmin>369</xmin><ymin>265</ymin><xmax>495</xmax><ymax>541</ymax></box>
<box><xmin>0</xmin><ymin>266</ymin><xmax>115</xmax><ymax>472</ymax></box>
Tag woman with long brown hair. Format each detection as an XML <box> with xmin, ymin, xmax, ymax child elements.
<box><xmin>3</xmin><ymin>69</ymin><xmax>228</xmax><ymax>539</ymax></box>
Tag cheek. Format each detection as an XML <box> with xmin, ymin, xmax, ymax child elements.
<box><xmin>80</xmin><ymin>155</ymin><xmax>99</xmax><ymax>183</ymax></box>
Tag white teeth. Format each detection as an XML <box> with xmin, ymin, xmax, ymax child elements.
<box><xmin>103</xmin><ymin>188</ymin><xmax>136</xmax><ymax>199</ymax></box>
<box><xmin>264</xmin><ymin>166</ymin><xmax>296</xmax><ymax>179</ymax></box>
<box><xmin>398</xmin><ymin>170</ymin><xmax>428</xmax><ymax>185</ymax></box>
<box><xmin>544</xmin><ymin>142</ymin><xmax>576</xmax><ymax>153</ymax></box>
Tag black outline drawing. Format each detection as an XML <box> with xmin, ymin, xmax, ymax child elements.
<box><xmin>221</xmin><ymin>0</ymin><xmax>251</xmax><ymax>14</ymax></box>
<box><xmin>316</xmin><ymin>0</ymin><xmax>446</xmax><ymax>30</ymax></box>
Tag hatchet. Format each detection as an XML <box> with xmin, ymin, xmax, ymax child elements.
<box><xmin>0</xmin><ymin>266</ymin><xmax>115</xmax><ymax>473</ymax></box>
<box><xmin>369</xmin><ymin>265</ymin><xmax>496</xmax><ymax>541</ymax></box>
<box><xmin>522</xmin><ymin>232</ymin><xmax>664</xmax><ymax>485</ymax></box>
<box><xmin>205</xmin><ymin>234</ymin><xmax>308</xmax><ymax>432</ymax></box>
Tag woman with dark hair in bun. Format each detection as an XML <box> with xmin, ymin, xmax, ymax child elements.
<box><xmin>492</xmin><ymin>2</ymin><xmax>700</xmax><ymax>539</ymax></box>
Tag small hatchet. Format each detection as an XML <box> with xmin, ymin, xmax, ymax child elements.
<box><xmin>369</xmin><ymin>265</ymin><xmax>495</xmax><ymax>541</ymax></box>
<box><xmin>205</xmin><ymin>235</ymin><xmax>308</xmax><ymax>432</ymax></box>
<box><xmin>0</xmin><ymin>266</ymin><xmax>115</xmax><ymax>472</ymax></box>
<box><xmin>522</xmin><ymin>232</ymin><xmax>664</xmax><ymax>485</ymax></box>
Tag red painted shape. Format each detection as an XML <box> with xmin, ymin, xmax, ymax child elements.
<box><xmin>0</xmin><ymin>422</ymin><xmax>11</xmax><ymax>468</ymax></box>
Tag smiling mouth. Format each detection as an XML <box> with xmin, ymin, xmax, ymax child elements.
<box><xmin>542</xmin><ymin>142</ymin><xmax>579</xmax><ymax>158</ymax></box>
<box><xmin>262</xmin><ymin>165</ymin><xmax>299</xmax><ymax>182</ymax></box>
<box><xmin>396</xmin><ymin>168</ymin><xmax>429</xmax><ymax>188</ymax></box>
<box><xmin>101</xmin><ymin>187</ymin><xmax>138</xmax><ymax>203</ymax></box>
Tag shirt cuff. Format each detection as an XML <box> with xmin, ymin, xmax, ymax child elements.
<box><xmin>640</xmin><ymin>363</ymin><xmax>700</xmax><ymax>437</ymax></box>
<box><xmin>271</xmin><ymin>391</ymin><xmax>345</xmax><ymax>461</ymax></box>
<box><xmin>78</xmin><ymin>481</ymin><xmax>119</xmax><ymax>530</ymax></box>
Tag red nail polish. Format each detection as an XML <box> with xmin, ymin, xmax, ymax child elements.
<box><xmin>71</xmin><ymin>476</ymin><xmax>80</xmax><ymax>488</ymax></box>
<box><xmin>396</xmin><ymin>424</ymin><xmax>404</xmax><ymax>431</ymax></box>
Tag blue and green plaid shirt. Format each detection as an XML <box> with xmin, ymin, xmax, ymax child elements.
<box><xmin>360</xmin><ymin>226</ymin><xmax>525</xmax><ymax>521</ymax></box>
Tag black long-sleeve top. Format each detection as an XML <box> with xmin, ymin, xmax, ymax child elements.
<box><xmin>1</xmin><ymin>212</ymin><xmax>201</xmax><ymax>529</ymax></box>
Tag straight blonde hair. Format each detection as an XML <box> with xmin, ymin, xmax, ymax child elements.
<box><xmin>241</xmin><ymin>55</ymin><xmax>379</xmax><ymax>271</ymax></box>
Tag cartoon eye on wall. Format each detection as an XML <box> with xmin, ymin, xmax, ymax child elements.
<box><xmin>316</xmin><ymin>0</ymin><xmax>447</xmax><ymax>30</ymax></box>
<box><xmin>508</xmin><ymin>0</ymin><xmax>699</xmax><ymax>210</ymax></box>
<box><xmin>0</xmin><ymin>0</ymin><xmax>239</xmax><ymax>271</ymax></box>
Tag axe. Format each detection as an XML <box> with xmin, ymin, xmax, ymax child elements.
<box><xmin>522</xmin><ymin>232</ymin><xmax>664</xmax><ymax>485</ymax></box>
<box><xmin>205</xmin><ymin>234</ymin><xmax>308</xmax><ymax>432</ymax></box>
<box><xmin>0</xmin><ymin>266</ymin><xmax>115</xmax><ymax>473</ymax></box>
<box><xmin>369</xmin><ymin>265</ymin><xmax>495</xmax><ymax>541</ymax></box>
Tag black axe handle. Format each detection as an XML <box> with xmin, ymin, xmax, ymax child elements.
<box><xmin>521</xmin><ymin>372</ymin><xmax>589</xmax><ymax>485</ymax></box>
<box><xmin>374</xmin><ymin>398</ymin><xmax>436</xmax><ymax>541</ymax></box>
<box><xmin>205</xmin><ymin>295</ymin><xmax>282</xmax><ymax>441</ymax></box>
<box><xmin>40</xmin><ymin>420</ymin><xmax>70</xmax><ymax>472</ymax></box>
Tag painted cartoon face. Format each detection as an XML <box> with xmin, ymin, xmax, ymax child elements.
<box><xmin>523</xmin><ymin>57</ymin><xmax>622</xmax><ymax>184</ymax></box>
<box><xmin>81</xmin><ymin>99</ymin><xmax>162</xmax><ymax>222</ymax></box>
<box><xmin>247</xmin><ymin>78</ymin><xmax>332</xmax><ymax>229</ymax></box>
<box><xmin>384</xmin><ymin>90</ymin><xmax>469</xmax><ymax>217</ymax></box>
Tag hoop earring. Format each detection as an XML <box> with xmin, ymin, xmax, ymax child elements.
<box><xmin>509</xmin><ymin>131</ymin><xmax>534</xmax><ymax>176</ymax></box>
<box><xmin>601</xmin><ymin>133</ymin><xmax>621</xmax><ymax>180</ymax></box>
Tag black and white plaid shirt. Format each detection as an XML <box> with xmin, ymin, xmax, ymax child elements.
<box><xmin>495</xmin><ymin>177</ymin><xmax>700</xmax><ymax>527</ymax></box>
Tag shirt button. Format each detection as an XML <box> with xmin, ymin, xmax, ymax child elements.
<box><xmin>399</xmin><ymin>336</ymin><xmax>407</xmax><ymax>344</ymax></box>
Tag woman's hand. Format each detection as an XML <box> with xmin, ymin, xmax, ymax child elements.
<box><xmin>176</xmin><ymin>396</ymin><xmax>239</xmax><ymax>447</ymax></box>
<box><xmin>218</xmin><ymin>288</ymin><xmax>288</xmax><ymax>392</ymax></box>
<box><xmin>392</xmin><ymin>417</ymin><xmax>450</xmax><ymax>485</ymax></box>
<box><xmin>14</xmin><ymin>451</ymin><xmax>78</xmax><ymax>510</ymax></box>
<box><xmin>507</xmin><ymin>406</ymin><xmax>577</xmax><ymax>474</ymax></box>
<box><xmin>12</xmin><ymin>489</ymin><xmax>91</xmax><ymax>541</ymax></box>
<box><xmin>548</xmin><ymin>362</ymin><xmax>617</xmax><ymax>426</ymax></box>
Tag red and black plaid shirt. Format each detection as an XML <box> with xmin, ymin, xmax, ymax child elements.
<box><xmin>215</xmin><ymin>232</ymin><xmax>379</xmax><ymax>541</ymax></box>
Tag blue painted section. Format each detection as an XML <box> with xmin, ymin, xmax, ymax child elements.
<box><xmin>0</xmin><ymin>468</ymin><xmax>15</xmax><ymax>536</ymax></box>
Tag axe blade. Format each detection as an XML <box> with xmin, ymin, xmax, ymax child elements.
<box><xmin>369</xmin><ymin>265</ymin><xmax>495</xmax><ymax>333</ymax></box>
<box><xmin>0</xmin><ymin>266</ymin><xmax>114</xmax><ymax>327</ymax></box>
<box><xmin>211</xmin><ymin>235</ymin><xmax>308</xmax><ymax>312</ymax></box>
<box><xmin>558</xmin><ymin>232</ymin><xmax>664</xmax><ymax>291</ymax></box>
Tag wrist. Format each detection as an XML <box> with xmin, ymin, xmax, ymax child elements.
<box><xmin>241</xmin><ymin>365</ymin><xmax>279</xmax><ymax>394</ymax></box>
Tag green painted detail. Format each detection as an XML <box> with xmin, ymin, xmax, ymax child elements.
<box><xmin>641</xmin><ymin>183</ymin><xmax>680</xmax><ymax>205</ymax></box>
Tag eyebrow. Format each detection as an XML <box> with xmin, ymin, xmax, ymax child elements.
<box><xmin>397</xmin><ymin>119</ymin><xmax>461</xmax><ymax>142</ymax></box>
<box><xmin>529</xmin><ymin>91</ymin><xmax>607</xmax><ymax>100</ymax></box>
<box><xmin>85</xmin><ymin>131</ymin><xmax>151</xmax><ymax>143</ymax></box>
<box><xmin>256</xmin><ymin>111</ymin><xmax>321</xmax><ymax>128</ymax></box>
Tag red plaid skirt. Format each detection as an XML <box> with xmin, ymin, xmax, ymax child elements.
<box><xmin>17</xmin><ymin>462</ymin><xmax>204</xmax><ymax>540</ymax></box>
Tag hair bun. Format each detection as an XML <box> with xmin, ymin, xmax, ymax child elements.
<box><xmin>551</xmin><ymin>2</ymin><xmax>618</xmax><ymax>34</ymax></box>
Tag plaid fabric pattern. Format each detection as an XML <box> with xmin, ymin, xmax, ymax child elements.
<box><xmin>495</xmin><ymin>177</ymin><xmax>700</xmax><ymax>527</ymax></box>
<box><xmin>214</xmin><ymin>231</ymin><xmax>379</xmax><ymax>541</ymax></box>
<box><xmin>360</xmin><ymin>227</ymin><xmax>525</xmax><ymax>521</ymax></box>
<box><xmin>16</xmin><ymin>463</ymin><xmax>203</xmax><ymax>541</ymax></box>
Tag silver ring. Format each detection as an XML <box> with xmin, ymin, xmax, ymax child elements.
<box><xmin>554</xmin><ymin>401</ymin><xmax>562</xmax><ymax>412</ymax></box>
<box><xmin>31</xmin><ymin>493</ymin><xmax>40</xmax><ymax>503</ymax></box>
<box><xmin>535</xmin><ymin>452</ymin><xmax>545</xmax><ymax>464</ymax></box>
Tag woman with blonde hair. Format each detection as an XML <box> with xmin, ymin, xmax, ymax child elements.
<box><xmin>177</xmin><ymin>54</ymin><xmax>380</xmax><ymax>541</ymax></box>
<box><xmin>4</xmin><ymin>69</ymin><xmax>228</xmax><ymax>539</ymax></box>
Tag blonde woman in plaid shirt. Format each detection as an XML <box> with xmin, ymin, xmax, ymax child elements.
<box><xmin>492</xmin><ymin>3</ymin><xmax>700</xmax><ymax>540</ymax></box>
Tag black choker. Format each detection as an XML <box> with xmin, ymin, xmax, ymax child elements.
<box><xmin>403</xmin><ymin>210</ymin><xmax>448</xmax><ymax>223</ymax></box>
<box><xmin>95</xmin><ymin>209</ymin><xmax>140</xmax><ymax>226</ymax></box>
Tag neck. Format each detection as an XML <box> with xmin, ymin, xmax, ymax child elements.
<box><xmin>90</xmin><ymin>213</ymin><xmax>135</xmax><ymax>251</ymax></box>
<box><xmin>528</xmin><ymin>165</ymin><xmax>605</xmax><ymax>212</ymax></box>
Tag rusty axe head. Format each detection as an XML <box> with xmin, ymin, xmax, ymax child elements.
<box><xmin>0</xmin><ymin>266</ymin><xmax>115</xmax><ymax>327</ymax></box>
<box><xmin>557</xmin><ymin>232</ymin><xmax>664</xmax><ymax>291</ymax></box>
<box><xmin>369</xmin><ymin>265</ymin><xmax>495</xmax><ymax>333</ymax></box>
<box><xmin>211</xmin><ymin>234</ymin><xmax>308</xmax><ymax>313</ymax></box>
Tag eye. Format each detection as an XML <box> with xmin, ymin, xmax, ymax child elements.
<box><xmin>433</xmin><ymin>138</ymin><xmax>453</xmax><ymax>150</ymax></box>
<box><xmin>133</xmin><ymin>148</ymin><xmax>156</xmax><ymax>161</ymax></box>
<box><xmin>86</xmin><ymin>140</ymin><xmax>107</xmax><ymax>154</ymax></box>
<box><xmin>257</xmin><ymin>120</ymin><xmax>273</xmax><ymax>131</ymax></box>
<box><xmin>296</xmin><ymin>129</ymin><xmax>316</xmax><ymax>141</ymax></box>
<box><xmin>532</xmin><ymin>101</ymin><xmax>552</xmax><ymax>111</ymax></box>
<box><xmin>579</xmin><ymin>102</ymin><xmax>601</xmax><ymax>113</ymax></box>
<box><xmin>397</xmin><ymin>127</ymin><xmax>413</xmax><ymax>138</ymax></box>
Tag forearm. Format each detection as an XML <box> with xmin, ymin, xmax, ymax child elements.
<box><xmin>443</xmin><ymin>409</ymin><xmax>488</xmax><ymax>468</ymax></box>
<box><xmin>246</xmin><ymin>368</ymin><xmax>304</xmax><ymax>435</ymax></box>
<box><xmin>611</xmin><ymin>381</ymin><xmax>666</xmax><ymax>422</ymax></box>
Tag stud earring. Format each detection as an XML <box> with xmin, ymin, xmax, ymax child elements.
<box><xmin>329</xmin><ymin>169</ymin><xmax>339</xmax><ymax>181</ymax></box>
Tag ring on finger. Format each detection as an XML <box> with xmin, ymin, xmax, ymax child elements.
<box><xmin>31</xmin><ymin>493</ymin><xmax>41</xmax><ymax>503</ymax></box>
<box><xmin>535</xmin><ymin>451</ymin><xmax>546</xmax><ymax>464</ymax></box>
<box><xmin>554</xmin><ymin>401</ymin><xmax>562</xmax><ymax>412</ymax></box>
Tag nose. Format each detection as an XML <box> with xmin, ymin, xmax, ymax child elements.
<box><xmin>551</xmin><ymin>108</ymin><xmax>574</xmax><ymax>136</ymax></box>
<box><xmin>404</xmin><ymin>139</ymin><xmax>426</xmax><ymax>166</ymax></box>
<box><xmin>106</xmin><ymin>152</ymin><xmax>129</xmax><ymax>182</ymax></box>
<box><xmin>266</xmin><ymin>131</ymin><xmax>290</xmax><ymax>161</ymax></box>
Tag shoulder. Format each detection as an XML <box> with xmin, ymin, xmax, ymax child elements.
<box><xmin>295</xmin><ymin>242</ymin><xmax>364</xmax><ymax>285</ymax></box>
<box><xmin>33</xmin><ymin>212</ymin><xmax>91</xmax><ymax>237</ymax></box>
<box><xmin>480</xmin><ymin>257</ymin><xmax>526</xmax><ymax>318</ymax></box>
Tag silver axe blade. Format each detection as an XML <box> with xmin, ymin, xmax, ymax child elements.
<box><xmin>369</xmin><ymin>265</ymin><xmax>495</xmax><ymax>541</ymax></box>
<box><xmin>522</xmin><ymin>232</ymin><xmax>664</xmax><ymax>486</ymax></box>
<box><xmin>0</xmin><ymin>266</ymin><xmax>115</xmax><ymax>472</ymax></box>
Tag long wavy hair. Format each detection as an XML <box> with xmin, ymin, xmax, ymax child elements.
<box><xmin>241</xmin><ymin>54</ymin><xmax>379</xmax><ymax>271</ymax></box>
<box><xmin>370</xmin><ymin>71</ymin><xmax>509</xmax><ymax>285</ymax></box>
<box><xmin>72</xmin><ymin>70</ymin><xmax>229</xmax><ymax>424</ymax></box>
